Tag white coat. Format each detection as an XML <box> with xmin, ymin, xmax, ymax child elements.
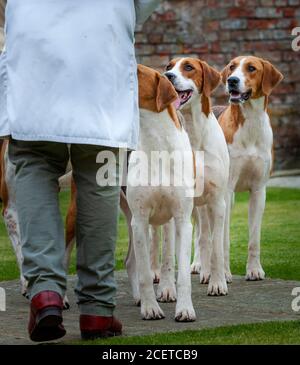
<box><xmin>0</xmin><ymin>0</ymin><xmax>160</xmax><ymax>148</ymax></box>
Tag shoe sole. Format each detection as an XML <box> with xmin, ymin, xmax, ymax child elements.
<box><xmin>30</xmin><ymin>307</ymin><xmax>66</xmax><ymax>342</ymax></box>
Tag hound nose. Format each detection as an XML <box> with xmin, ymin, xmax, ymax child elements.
<box><xmin>165</xmin><ymin>72</ymin><xmax>176</xmax><ymax>82</ymax></box>
<box><xmin>227</xmin><ymin>76</ymin><xmax>240</xmax><ymax>87</ymax></box>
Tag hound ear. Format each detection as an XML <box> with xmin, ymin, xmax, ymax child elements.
<box><xmin>262</xmin><ymin>60</ymin><xmax>283</xmax><ymax>96</ymax></box>
<box><xmin>156</xmin><ymin>74</ymin><xmax>178</xmax><ymax>112</ymax></box>
<box><xmin>221</xmin><ymin>65</ymin><xmax>230</xmax><ymax>85</ymax></box>
<box><xmin>201</xmin><ymin>61</ymin><xmax>221</xmax><ymax>97</ymax></box>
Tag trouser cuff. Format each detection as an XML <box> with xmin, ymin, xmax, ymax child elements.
<box><xmin>29</xmin><ymin>281</ymin><xmax>66</xmax><ymax>301</ymax></box>
<box><xmin>78</xmin><ymin>303</ymin><xmax>115</xmax><ymax>317</ymax></box>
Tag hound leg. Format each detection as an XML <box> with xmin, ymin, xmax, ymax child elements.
<box><xmin>3</xmin><ymin>203</ymin><xmax>27</xmax><ymax>296</ymax></box>
<box><xmin>224</xmin><ymin>191</ymin><xmax>233</xmax><ymax>283</ymax></box>
<box><xmin>121</xmin><ymin>190</ymin><xmax>140</xmax><ymax>304</ymax></box>
<box><xmin>246</xmin><ymin>187</ymin><xmax>266</xmax><ymax>281</ymax></box>
<box><xmin>207</xmin><ymin>198</ymin><xmax>228</xmax><ymax>296</ymax></box>
<box><xmin>132</xmin><ymin>216</ymin><xmax>164</xmax><ymax>320</ymax></box>
<box><xmin>199</xmin><ymin>206</ymin><xmax>212</xmax><ymax>284</ymax></box>
<box><xmin>157</xmin><ymin>219</ymin><xmax>176</xmax><ymax>302</ymax></box>
<box><xmin>150</xmin><ymin>225</ymin><xmax>161</xmax><ymax>284</ymax></box>
<box><xmin>190</xmin><ymin>208</ymin><xmax>201</xmax><ymax>274</ymax></box>
<box><xmin>174</xmin><ymin>217</ymin><xmax>195</xmax><ymax>322</ymax></box>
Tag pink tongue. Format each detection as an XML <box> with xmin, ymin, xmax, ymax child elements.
<box><xmin>173</xmin><ymin>98</ymin><xmax>181</xmax><ymax>110</ymax></box>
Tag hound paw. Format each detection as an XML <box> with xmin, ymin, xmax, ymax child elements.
<box><xmin>133</xmin><ymin>292</ymin><xmax>141</xmax><ymax>306</ymax></box>
<box><xmin>225</xmin><ymin>271</ymin><xmax>233</xmax><ymax>283</ymax></box>
<box><xmin>199</xmin><ymin>270</ymin><xmax>210</xmax><ymax>284</ymax></box>
<box><xmin>175</xmin><ymin>304</ymin><xmax>196</xmax><ymax>322</ymax></box>
<box><xmin>190</xmin><ymin>262</ymin><xmax>201</xmax><ymax>274</ymax></box>
<box><xmin>135</xmin><ymin>298</ymin><xmax>141</xmax><ymax>307</ymax></box>
<box><xmin>152</xmin><ymin>271</ymin><xmax>160</xmax><ymax>284</ymax></box>
<box><xmin>207</xmin><ymin>279</ymin><xmax>228</xmax><ymax>296</ymax></box>
<box><xmin>63</xmin><ymin>295</ymin><xmax>70</xmax><ymax>310</ymax></box>
<box><xmin>141</xmin><ymin>301</ymin><xmax>165</xmax><ymax>320</ymax></box>
<box><xmin>246</xmin><ymin>266</ymin><xmax>265</xmax><ymax>281</ymax></box>
<box><xmin>157</xmin><ymin>283</ymin><xmax>177</xmax><ymax>303</ymax></box>
<box><xmin>21</xmin><ymin>277</ymin><xmax>29</xmax><ymax>298</ymax></box>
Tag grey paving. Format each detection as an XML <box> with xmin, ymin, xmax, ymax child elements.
<box><xmin>0</xmin><ymin>271</ymin><xmax>299</xmax><ymax>345</ymax></box>
<box><xmin>267</xmin><ymin>176</ymin><xmax>300</xmax><ymax>189</ymax></box>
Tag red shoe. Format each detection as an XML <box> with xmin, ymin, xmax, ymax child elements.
<box><xmin>28</xmin><ymin>290</ymin><xmax>66</xmax><ymax>342</ymax></box>
<box><xmin>80</xmin><ymin>314</ymin><xmax>122</xmax><ymax>340</ymax></box>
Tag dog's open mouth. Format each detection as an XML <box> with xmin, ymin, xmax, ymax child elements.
<box><xmin>229</xmin><ymin>89</ymin><xmax>252</xmax><ymax>104</ymax></box>
<box><xmin>173</xmin><ymin>89</ymin><xmax>193</xmax><ymax>109</ymax></box>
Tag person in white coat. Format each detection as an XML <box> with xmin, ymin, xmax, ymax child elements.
<box><xmin>0</xmin><ymin>0</ymin><xmax>160</xmax><ymax>342</ymax></box>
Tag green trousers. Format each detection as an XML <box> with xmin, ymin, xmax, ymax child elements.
<box><xmin>8</xmin><ymin>139</ymin><xmax>120</xmax><ymax>316</ymax></box>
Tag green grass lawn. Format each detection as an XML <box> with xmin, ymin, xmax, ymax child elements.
<box><xmin>71</xmin><ymin>321</ymin><xmax>300</xmax><ymax>345</ymax></box>
<box><xmin>1</xmin><ymin>187</ymin><xmax>299</xmax><ymax>281</ymax></box>
<box><xmin>0</xmin><ymin>187</ymin><xmax>299</xmax><ymax>344</ymax></box>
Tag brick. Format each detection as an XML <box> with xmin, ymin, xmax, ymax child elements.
<box><xmin>135</xmin><ymin>44</ymin><xmax>155</xmax><ymax>56</ymax></box>
<box><xmin>204</xmin><ymin>20</ymin><xmax>220</xmax><ymax>31</ymax></box>
<box><xmin>275</xmin><ymin>0</ymin><xmax>288</xmax><ymax>5</ymax></box>
<box><xmin>183</xmin><ymin>44</ymin><xmax>210</xmax><ymax>54</ymax></box>
<box><xmin>204</xmin><ymin>32</ymin><xmax>219</xmax><ymax>42</ymax></box>
<box><xmin>220</xmin><ymin>19</ymin><xmax>248</xmax><ymax>29</ymax></box>
<box><xmin>281</xmin><ymin>7</ymin><xmax>296</xmax><ymax>16</ymax></box>
<box><xmin>277</xmin><ymin>18</ymin><xmax>298</xmax><ymax>29</ymax></box>
<box><xmin>218</xmin><ymin>31</ymin><xmax>232</xmax><ymax>41</ymax></box>
<box><xmin>235</xmin><ymin>0</ymin><xmax>258</xmax><ymax>6</ymax></box>
<box><xmin>254</xmin><ymin>51</ymin><xmax>282</xmax><ymax>62</ymax></box>
<box><xmin>248</xmin><ymin>19</ymin><xmax>278</xmax><ymax>29</ymax></box>
<box><xmin>206</xmin><ymin>54</ymin><xmax>227</xmax><ymax>65</ymax></box>
<box><xmin>211</xmin><ymin>41</ymin><xmax>221</xmax><ymax>52</ymax></box>
<box><xmin>156</xmin><ymin>43</ymin><xmax>184</xmax><ymax>55</ymax></box>
<box><xmin>207</xmin><ymin>0</ymin><xmax>235</xmax><ymax>6</ymax></box>
<box><xmin>147</xmin><ymin>34</ymin><xmax>163</xmax><ymax>44</ymax></box>
<box><xmin>135</xmin><ymin>33</ymin><xmax>148</xmax><ymax>44</ymax></box>
<box><xmin>282</xmin><ymin>51</ymin><xmax>300</xmax><ymax>61</ymax></box>
<box><xmin>256</xmin><ymin>7</ymin><xmax>283</xmax><ymax>17</ymax></box>
<box><xmin>228</xmin><ymin>8</ymin><xmax>256</xmax><ymax>18</ymax></box>
<box><xmin>157</xmin><ymin>10</ymin><xmax>177</xmax><ymax>22</ymax></box>
<box><xmin>260</xmin><ymin>0</ymin><xmax>275</xmax><ymax>5</ymax></box>
<box><xmin>275</xmin><ymin>83</ymin><xmax>295</xmax><ymax>93</ymax></box>
<box><xmin>240</xmin><ymin>40</ymin><xmax>292</xmax><ymax>51</ymax></box>
<box><xmin>138</xmin><ymin>55</ymin><xmax>170</xmax><ymax>68</ymax></box>
<box><xmin>202</xmin><ymin>8</ymin><xmax>228</xmax><ymax>20</ymax></box>
<box><xmin>219</xmin><ymin>41</ymin><xmax>243</xmax><ymax>53</ymax></box>
<box><xmin>288</xmin><ymin>0</ymin><xmax>300</xmax><ymax>5</ymax></box>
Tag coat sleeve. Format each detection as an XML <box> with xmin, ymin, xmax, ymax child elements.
<box><xmin>0</xmin><ymin>0</ymin><xmax>6</xmax><ymax>51</ymax></box>
<box><xmin>134</xmin><ymin>0</ymin><xmax>160</xmax><ymax>25</ymax></box>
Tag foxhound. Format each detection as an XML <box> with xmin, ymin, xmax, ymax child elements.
<box><xmin>126</xmin><ymin>65</ymin><xmax>196</xmax><ymax>321</ymax></box>
<box><xmin>164</xmin><ymin>57</ymin><xmax>230</xmax><ymax>295</ymax></box>
<box><xmin>218</xmin><ymin>56</ymin><xmax>283</xmax><ymax>281</ymax></box>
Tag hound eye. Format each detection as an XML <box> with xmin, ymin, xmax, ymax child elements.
<box><xmin>184</xmin><ymin>64</ymin><xmax>194</xmax><ymax>71</ymax></box>
<box><xmin>166</xmin><ymin>64</ymin><xmax>172</xmax><ymax>71</ymax></box>
<box><xmin>248</xmin><ymin>65</ymin><xmax>256</xmax><ymax>72</ymax></box>
<box><xmin>229</xmin><ymin>64</ymin><xmax>235</xmax><ymax>71</ymax></box>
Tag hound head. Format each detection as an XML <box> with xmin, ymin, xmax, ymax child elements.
<box><xmin>164</xmin><ymin>57</ymin><xmax>221</xmax><ymax>116</ymax></box>
<box><xmin>221</xmin><ymin>56</ymin><xmax>283</xmax><ymax>105</ymax></box>
<box><xmin>137</xmin><ymin>64</ymin><xmax>178</xmax><ymax>113</ymax></box>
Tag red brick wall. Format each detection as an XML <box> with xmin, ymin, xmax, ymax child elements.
<box><xmin>135</xmin><ymin>0</ymin><xmax>300</xmax><ymax>170</ymax></box>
